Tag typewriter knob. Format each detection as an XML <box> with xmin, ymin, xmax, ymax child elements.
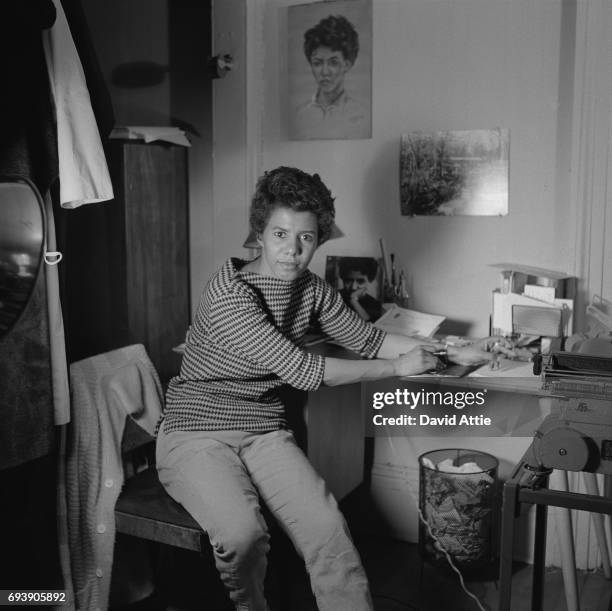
<box><xmin>537</xmin><ymin>427</ymin><xmax>590</xmax><ymax>472</ymax></box>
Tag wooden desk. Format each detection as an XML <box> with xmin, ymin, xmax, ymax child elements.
<box><xmin>299</xmin><ymin>349</ymin><xmax>544</xmax><ymax>501</ymax></box>
<box><xmin>438</xmin><ymin>375</ymin><xmax>542</xmax><ymax>395</ymax></box>
<box><xmin>303</xmin><ymin>382</ymin><xmax>365</xmax><ymax>501</ymax></box>
<box><xmin>287</xmin><ymin>342</ymin><xmax>365</xmax><ymax>501</ymax></box>
<box><xmin>363</xmin><ymin>357</ymin><xmax>544</xmax><ymax>399</ymax></box>
<box><xmin>439</xmin><ymin>359</ymin><xmax>543</xmax><ymax>395</ymax></box>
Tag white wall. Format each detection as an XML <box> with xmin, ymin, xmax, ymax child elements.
<box><xmin>260</xmin><ymin>0</ymin><xmax>572</xmax><ymax>338</ymax></box>
<box><xmin>568</xmin><ymin>0</ymin><xmax>612</xmax><ymax>327</ymax></box>
<box><xmin>207</xmin><ymin>0</ymin><xmax>251</xmax><ymax>291</ymax></box>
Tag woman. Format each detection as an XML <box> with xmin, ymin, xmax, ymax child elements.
<box><xmin>156</xmin><ymin>166</ymin><xmax>497</xmax><ymax>610</ymax></box>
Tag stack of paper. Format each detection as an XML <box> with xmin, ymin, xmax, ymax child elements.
<box><xmin>469</xmin><ymin>359</ymin><xmax>535</xmax><ymax>378</ymax></box>
<box><xmin>110</xmin><ymin>126</ymin><xmax>191</xmax><ymax>147</ymax></box>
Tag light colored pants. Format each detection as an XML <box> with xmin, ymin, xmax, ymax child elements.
<box><xmin>156</xmin><ymin>426</ymin><xmax>373</xmax><ymax>611</ymax></box>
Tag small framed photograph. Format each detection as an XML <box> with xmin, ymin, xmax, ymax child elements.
<box><xmin>325</xmin><ymin>256</ymin><xmax>383</xmax><ymax>322</ymax></box>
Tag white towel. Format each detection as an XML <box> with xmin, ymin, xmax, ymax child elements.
<box><xmin>42</xmin><ymin>0</ymin><xmax>114</xmax><ymax>208</ymax></box>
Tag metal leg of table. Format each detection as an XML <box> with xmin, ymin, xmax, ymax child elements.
<box><xmin>499</xmin><ymin>477</ymin><xmax>520</xmax><ymax>610</ymax></box>
<box><xmin>531</xmin><ymin>502</ymin><xmax>548</xmax><ymax>611</ymax></box>
<box><xmin>500</xmin><ymin>445</ymin><xmax>612</xmax><ymax>611</ymax></box>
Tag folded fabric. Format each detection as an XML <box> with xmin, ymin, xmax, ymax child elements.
<box><xmin>60</xmin><ymin>345</ymin><xmax>163</xmax><ymax>610</ymax></box>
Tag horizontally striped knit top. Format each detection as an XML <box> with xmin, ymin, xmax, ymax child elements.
<box><xmin>162</xmin><ymin>258</ymin><xmax>386</xmax><ymax>433</ymax></box>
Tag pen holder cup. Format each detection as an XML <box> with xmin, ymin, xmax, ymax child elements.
<box><xmin>383</xmin><ymin>283</ymin><xmax>396</xmax><ymax>303</ymax></box>
<box><xmin>418</xmin><ymin>448</ymin><xmax>499</xmax><ymax>572</ymax></box>
<box><xmin>382</xmin><ymin>282</ymin><xmax>409</xmax><ymax>308</ymax></box>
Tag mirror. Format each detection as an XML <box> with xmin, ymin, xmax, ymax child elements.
<box><xmin>0</xmin><ymin>178</ymin><xmax>45</xmax><ymax>340</ymax></box>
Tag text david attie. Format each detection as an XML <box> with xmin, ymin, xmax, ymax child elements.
<box><xmin>371</xmin><ymin>388</ymin><xmax>492</xmax><ymax>428</ymax></box>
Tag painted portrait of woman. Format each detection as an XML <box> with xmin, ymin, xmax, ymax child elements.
<box><xmin>287</xmin><ymin>0</ymin><xmax>372</xmax><ymax>141</ymax></box>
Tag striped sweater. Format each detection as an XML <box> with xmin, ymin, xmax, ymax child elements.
<box><xmin>162</xmin><ymin>258</ymin><xmax>386</xmax><ymax>433</ymax></box>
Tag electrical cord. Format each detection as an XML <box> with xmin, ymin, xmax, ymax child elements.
<box><xmin>386</xmin><ymin>435</ymin><xmax>490</xmax><ymax>611</ymax></box>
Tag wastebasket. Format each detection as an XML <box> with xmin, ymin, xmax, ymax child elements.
<box><xmin>418</xmin><ymin>448</ymin><xmax>498</xmax><ymax>570</ymax></box>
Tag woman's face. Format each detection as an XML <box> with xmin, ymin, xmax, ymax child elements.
<box><xmin>256</xmin><ymin>206</ymin><xmax>319</xmax><ymax>281</ymax></box>
<box><xmin>309</xmin><ymin>46</ymin><xmax>352</xmax><ymax>97</ymax></box>
<box><xmin>342</xmin><ymin>271</ymin><xmax>371</xmax><ymax>293</ymax></box>
<box><xmin>342</xmin><ymin>270</ymin><xmax>376</xmax><ymax>297</ymax></box>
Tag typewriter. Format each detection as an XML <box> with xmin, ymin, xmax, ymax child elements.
<box><xmin>527</xmin><ymin>342</ymin><xmax>612</xmax><ymax>474</ymax></box>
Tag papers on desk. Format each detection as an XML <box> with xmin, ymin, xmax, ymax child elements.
<box><xmin>469</xmin><ymin>358</ymin><xmax>535</xmax><ymax>378</ymax></box>
<box><xmin>374</xmin><ymin>305</ymin><xmax>445</xmax><ymax>338</ymax></box>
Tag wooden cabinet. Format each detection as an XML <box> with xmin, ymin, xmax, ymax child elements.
<box><xmin>63</xmin><ymin>141</ymin><xmax>189</xmax><ymax>383</ymax></box>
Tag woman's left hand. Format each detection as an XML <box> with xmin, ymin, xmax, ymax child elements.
<box><xmin>473</xmin><ymin>336</ymin><xmax>517</xmax><ymax>358</ymax></box>
<box><xmin>446</xmin><ymin>336</ymin><xmax>515</xmax><ymax>366</ymax></box>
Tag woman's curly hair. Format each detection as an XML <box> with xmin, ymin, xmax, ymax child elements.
<box><xmin>303</xmin><ymin>15</ymin><xmax>359</xmax><ymax>65</ymax></box>
<box><xmin>249</xmin><ymin>167</ymin><xmax>336</xmax><ymax>244</ymax></box>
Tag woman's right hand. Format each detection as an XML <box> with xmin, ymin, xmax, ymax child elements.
<box><xmin>392</xmin><ymin>346</ymin><xmax>440</xmax><ymax>377</ymax></box>
<box><xmin>349</xmin><ymin>286</ymin><xmax>367</xmax><ymax>305</ymax></box>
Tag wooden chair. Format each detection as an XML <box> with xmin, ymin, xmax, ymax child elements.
<box><xmin>112</xmin><ymin>418</ymin><xmax>236</xmax><ymax>610</ymax></box>
<box><xmin>115</xmin><ymin>417</ymin><xmax>208</xmax><ymax>554</ymax></box>
<box><xmin>114</xmin><ymin>419</ymin><xmax>313</xmax><ymax>610</ymax></box>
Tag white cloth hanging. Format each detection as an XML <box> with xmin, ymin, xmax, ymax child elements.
<box><xmin>42</xmin><ymin>0</ymin><xmax>113</xmax><ymax>208</ymax></box>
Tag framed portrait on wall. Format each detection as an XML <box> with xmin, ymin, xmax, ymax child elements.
<box><xmin>325</xmin><ymin>256</ymin><xmax>383</xmax><ymax>322</ymax></box>
<box><xmin>287</xmin><ymin>0</ymin><xmax>372</xmax><ymax>141</ymax></box>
